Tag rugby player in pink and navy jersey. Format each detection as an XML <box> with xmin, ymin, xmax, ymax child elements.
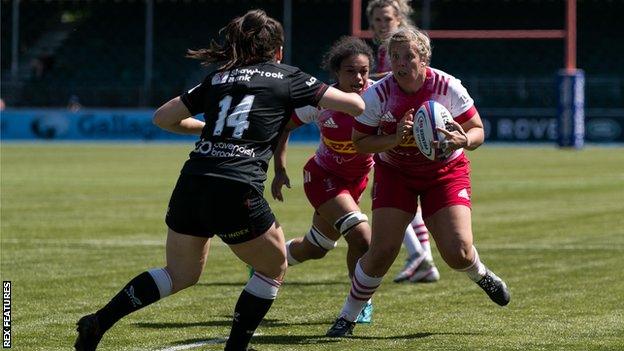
<box><xmin>326</xmin><ymin>27</ymin><xmax>510</xmax><ymax>338</ymax></box>
<box><xmin>270</xmin><ymin>37</ymin><xmax>377</xmax><ymax>324</ymax></box>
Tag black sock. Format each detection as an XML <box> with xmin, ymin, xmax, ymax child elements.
<box><xmin>224</xmin><ymin>290</ymin><xmax>274</xmax><ymax>351</ymax></box>
<box><xmin>95</xmin><ymin>271</ymin><xmax>161</xmax><ymax>332</ymax></box>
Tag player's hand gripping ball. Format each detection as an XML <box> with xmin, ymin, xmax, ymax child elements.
<box><xmin>413</xmin><ymin>100</ymin><xmax>455</xmax><ymax>160</ymax></box>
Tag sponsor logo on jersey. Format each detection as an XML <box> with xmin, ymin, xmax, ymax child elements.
<box><xmin>305</xmin><ymin>76</ymin><xmax>318</xmax><ymax>87</ymax></box>
<box><xmin>322</xmin><ymin>136</ymin><xmax>357</xmax><ymax>154</ymax></box>
<box><xmin>211</xmin><ymin>72</ymin><xmax>230</xmax><ymax>85</ymax></box>
<box><xmin>398</xmin><ymin>135</ymin><xmax>417</xmax><ymax>147</ymax></box>
<box><xmin>322</xmin><ymin>117</ymin><xmax>338</xmax><ymax>129</ymax></box>
<box><xmin>212</xmin><ymin>68</ymin><xmax>285</xmax><ymax>85</ymax></box>
<box><xmin>192</xmin><ymin>140</ymin><xmax>256</xmax><ymax>158</ymax></box>
<box><xmin>380</xmin><ymin>111</ymin><xmax>396</xmax><ymax>123</ymax></box>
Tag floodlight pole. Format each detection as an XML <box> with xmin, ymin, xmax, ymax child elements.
<box><xmin>11</xmin><ymin>0</ymin><xmax>20</xmax><ymax>82</ymax></box>
<box><xmin>283</xmin><ymin>0</ymin><xmax>292</xmax><ymax>64</ymax></box>
<box><xmin>144</xmin><ymin>0</ymin><xmax>154</xmax><ymax>106</ymax></box>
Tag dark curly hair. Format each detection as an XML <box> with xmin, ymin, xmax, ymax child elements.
<box><xmin>321</xmin><ymin>36</ymin><xmax>375</xmax><ymax>78</ymax></box>
<box><xmin>187</xmin><ymin>9</ymin><xmax>284</xmax><ymax>70</ymax></box>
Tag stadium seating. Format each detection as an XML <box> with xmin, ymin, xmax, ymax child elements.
<box><xmin>1</xmin><ymin>0</ymin><xmax>622</xmax><ymax>108</ymax></box>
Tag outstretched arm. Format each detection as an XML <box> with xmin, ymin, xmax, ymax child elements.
<box><xmin>318</xmin><ymin>86</ymin><xmax>365</xmax><ymax>117</ymax></box>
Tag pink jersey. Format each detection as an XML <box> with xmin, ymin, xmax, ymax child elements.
<box><xmin>292</xmin><ymin>81</ymin><xmax>375</xmax><ymax>180</ymax></box>
<box><xmin>354</xmin><ymin>68</ymin><xmax>477</xmax><ymax>176</ymax></box>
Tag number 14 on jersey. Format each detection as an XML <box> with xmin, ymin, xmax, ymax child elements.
<box><xmin>213</xmin><ymin>94</ymin><xmax>255</xmax><ymax>138</ymax></box>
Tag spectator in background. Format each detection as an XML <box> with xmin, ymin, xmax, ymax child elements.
<box><xmin>367</xmin><ymin>0</ymin><xmax>440</xmax><ymax>284</ymax></box>
<box><xmin>366</xmin><ymin>0</ymin><xmax>414</xmax><ymax>78</ymax></box>
<box><xmin>31</xmin><ymin>49</ymin><xmax>55</xmax><ymax>79</ymax></box>
<box><xmin>74</xmin><ymin>9</ymin><xmax>364</xmax><ymax>351</ymax></box>
<box><xmin>67</xmin><ymin>95</ymin><xmax>82</xmax><ymax>112</ymax></box>
<box><xmin>0</xmin><ymin>98</ymin><xmax>6</xmax><ymax>111</ymax></box>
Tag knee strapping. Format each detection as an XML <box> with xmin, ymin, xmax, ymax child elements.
<box><xmin>148</xmin><ymin>267</ymin><xmax>173</xmax><ymax>298</ymax></box>
<box><xmin>245</xmin><ymin>271</ymin><xmax>282</xmax><ymax>300</ymax></box>
<box><xmin>305</xmin><ymin>226</ymin><xmax>337</xmax><ymax>251</ymax></box>
<box><xmin>334</xmin><ymin>211</ymin><xmax>368</xmax><ymax>236</ymax></box>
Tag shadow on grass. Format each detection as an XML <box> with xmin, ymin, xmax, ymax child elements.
<box><xmin>167</xmin><ymin>335</ymin><xmax>341</xmax><ymax>347</ymax></box>
<box><xmin>196</xmin><ymin>280</ymin><xmax>347</xmax><ymax>287</ymax></box>
<box><xmin>166</xmin><ymin>331</ymin><xmax>479</xmax><ymax>348</ymax></box>
<box><xmin>136</xmin><ymin>317</ymin><xmax>330</xmax><ymax>329</ymax></box>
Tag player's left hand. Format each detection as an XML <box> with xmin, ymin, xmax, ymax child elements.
<box><xmin>271</xmin><ymin>168</ymin><xmax>291</xmax><ymax>202</ymax></box>
<box><xmin>432</xmin><ymin>120</ymin><xmax>470</xmax><ymax>151</ymax></box>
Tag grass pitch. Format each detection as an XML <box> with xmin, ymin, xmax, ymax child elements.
<box><xmin>1</xmin><ymin>143</ymin><xmax>623</xmax><ymax>350</ymax></box>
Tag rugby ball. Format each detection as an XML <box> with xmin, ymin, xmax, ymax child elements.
<box><xmin>413</xmin><ymin>100</ymin><xmax>454</xmax><ymax>160</ymax></box>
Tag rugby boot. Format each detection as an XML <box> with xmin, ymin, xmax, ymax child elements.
<box><xmin>355</xmin><ymin>301</ymin><xmax>373</xmax><ymax>324</ymax></box>
<box><xmin>408</xmin><ymin>258</ymin><xmax>440</xmax><ymax>283</ymax></box>
<box><xmin>393</xmin><ymin>253</ymin><xmax>426</xmax><ymax>282</ymax></box>
<box><xmin>326</xmin><ymin>317</ymin><xmax>356</xmax><ymax>337</ymax></box>
<box><xmin>74</xmin><ymin>314</ymin><xmax>103</xmax><ymax>351</ymax></box>
<box><xmin>477</xmin><ymin>270</ymin><xmax>510</xmax><ymax>306</ymax></box>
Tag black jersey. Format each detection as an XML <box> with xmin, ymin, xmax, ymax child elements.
<box><xmin>180</xmin><ymin>62</ymin><xmax>329</xmax><ymax>193</ymax></box>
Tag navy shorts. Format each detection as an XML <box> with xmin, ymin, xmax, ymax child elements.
<box><xmin>165</xmin><ymin>174</ymin><xmax>275</xmax><ymax>244</ymax></box>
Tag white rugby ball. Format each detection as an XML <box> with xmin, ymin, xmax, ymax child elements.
<box><xmin>413</xmin><ymin>100</ymin><xmax>454</xmax><ymax>160</ymax></box>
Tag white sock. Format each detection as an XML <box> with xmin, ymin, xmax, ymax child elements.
<box><xmin>339</xmin><ymin>261</ymin><xmax>383</xmax><ymax>322</ymax></box>
<box><xmin>412</xmin><ymin>211</ymin><xmax>432</xmax><ymax>260</ymax></box>
<box><xmin>403</xmin><ymin>223</ymin><xmax>425</xmax><ymax>258</ymax></box>
<box><xmin>148</xmin><ymin>267</ymin><xmax>173</xmax><ymax>298</ymax></box>
<box><xmin>456</xmin><ymin>246</ymin><xmax>487</xmax><ymax>282</ymax></box>
<box><xmin>245</xmin><ymin>271</ymin><xmax>282</xmax><ymax>300</ymax></box>
<box><xmin>285</xmin><ymin>239</ymin><xmax>301</xmax><ymax>266</ymax></box>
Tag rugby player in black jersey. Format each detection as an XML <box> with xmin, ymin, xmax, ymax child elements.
<box><xmin>74</xmin><ymin>9</ymin><xmax>364</xmax><ymax>351</ymax></box>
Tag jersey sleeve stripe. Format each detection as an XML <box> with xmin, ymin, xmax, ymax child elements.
<box><xmin>354</xmin><ymin>120</ymin><xmax>378</xmax><ymax>134</ymax></box>
<box><xmin>375</xmin><ymin>87</ymin><xmax>385</xmax><ymax>103</ymax></box>
<box><xmin>382</xmin><ymin>80</ymin><xmax>391</xmax><ymax>99</ymax></box>
<box><xmin>312</xmin><ymin>83</ymin><xmax>330</xmax><ymax>106</ymax></box>
<box><xmin>454</xmin><ymin>105</ymin><xmax>477</xmax><ymax>124</ymax></box>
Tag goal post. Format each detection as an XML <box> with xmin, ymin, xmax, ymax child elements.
<box><xmin>351</xmin><ymin>0</ymin><xmax>584</xmax><ymax>148</ymax></box>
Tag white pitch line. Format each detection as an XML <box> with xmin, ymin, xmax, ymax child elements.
<box><xmin>155</xmin><ymin>338</ymin><xmax>227</xmax><ymax>351</ymax></box>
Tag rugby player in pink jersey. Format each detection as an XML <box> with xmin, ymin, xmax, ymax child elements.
<box><xmin>270</xmin><ymin>36</ymin><xmax>376</xmax><ymax>323</ymax></box>
<box><xmin>326</xmin><ymin>27</ymin><xmax>510</xmax><ymax>337</ymax></box>
<box><xmin>368</xmin><ymin>0</ymin><xmax>441</xmax><ymax>283</ymax></box>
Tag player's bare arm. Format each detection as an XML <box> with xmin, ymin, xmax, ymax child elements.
<box><xmin>271</xmin><ymin>120</ymin><xmax>298</xmax><ymax>201</ymax></box>
<box><xmin>152</xmin><ymin>97</ymin><xmax>205</xmax><ymax>135</ymax></box>
<box><xmin>319</xmin><ymin>86</ymin><xmax>365</xmax><ymax>117</ymax></box>
<box><xmin>352</xmin><ymin>108</ymin><xmax>414</xmax><ymax>153</ymax></box>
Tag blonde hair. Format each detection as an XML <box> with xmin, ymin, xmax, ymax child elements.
<box><xmin>385</xmin><ymin>26</ymin><xmax>432</xmax><ymax>65</ymax></box>
<box><xmin>366</xmin><ymin>0</ymin><xmax>414</xmax><ymax>29</ymax></box>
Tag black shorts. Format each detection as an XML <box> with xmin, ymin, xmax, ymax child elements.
<box><xmin>165</xmin><ymin>174</ymin><xmax>275</xmax><ymax>245</ymax></box>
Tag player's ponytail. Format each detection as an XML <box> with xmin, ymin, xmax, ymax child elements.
<box><xmin>187</xmin><ymin>9</ymin><xmax>284</xmax><ymax>70</ymax></box>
